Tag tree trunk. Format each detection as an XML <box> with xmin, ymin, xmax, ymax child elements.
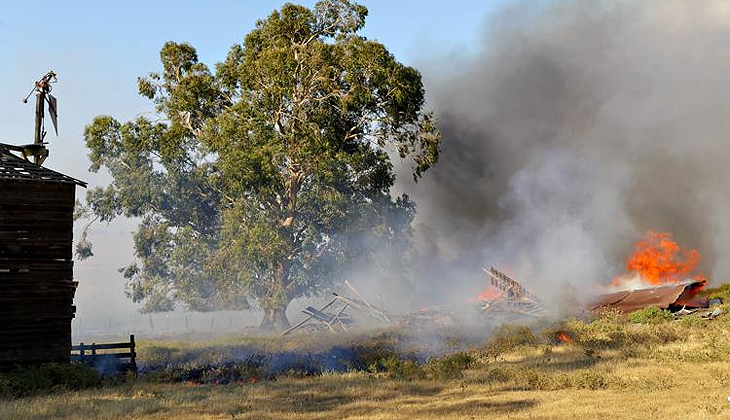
<box><xmin>259</xmin><ymin>305</ymin><xmax>290</xmax><ymax>331</ymax></box>
<box><xmin>259</xmin><ymin>261</ymin><xmax>292</xmax><ymax>331</ymax></box>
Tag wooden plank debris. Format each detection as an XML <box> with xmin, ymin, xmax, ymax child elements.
<box><xmin>282</xmin><ymin>283</ymin><xmax>391</xmax><ymax>336</ymax></box>
<box><xmin>344</xmin><ymin>280</ymin><xmax>391</xmax><ymax>324</ymax></box>
<box><xmin>480</xmin><ymin>267</ymin><xmax>546</xmax><ymax>321</ymax></box>
<box><xmin>281</xmin><ymin>297</ymin><xmax>338</xmax><ymax>336</ymax></box>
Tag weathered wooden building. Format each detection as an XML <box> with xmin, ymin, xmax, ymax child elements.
<box><xmin>0</xmin><ymin>143</ymin><xmax>86</xmax><ymax>370</ymax></box>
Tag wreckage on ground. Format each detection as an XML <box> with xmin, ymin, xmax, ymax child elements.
<box><xmin>478</xmin><ymin>267</ymin><xmax>546</xmax><ymax>322</ymax></box>
<box><xmin>284</xmin><ymin>266</ymin><xmax>726</xmax><ymax>336</ymax></box>
<box><xmin>282</xmin><ymin>281</ymin><xmax>392</xmax><ymax>335</ymax></box>
<box><xmin>284</xmin><ymin>267</ymin><xmax>549</xmax><ymax>335</ymax></box>
<box><xmin>589</xmin><ymin>280</ymin><xmax>722</xmax><ymax>319</ymax></box>
<box><xmin>397</xmin><ymin>268</ymin><xmax>548</xmax><ymax>330</ymax></box>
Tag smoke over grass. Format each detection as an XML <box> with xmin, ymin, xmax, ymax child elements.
<box><xmin>399</xmin><ymin>0</ymin><xmax>730</xmax><ymax>303</ymax></box>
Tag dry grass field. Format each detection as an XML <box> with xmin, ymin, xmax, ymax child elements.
<box><xmin>2</xmin><ymin>310</ymin><xmax>730</xmax><ymax>420</ymax></box>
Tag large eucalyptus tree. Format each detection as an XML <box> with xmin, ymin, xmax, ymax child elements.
<box><xmin>81</xmin><ymin>0</ymin><xmax>440</xmax><ymax>329</ymax></box>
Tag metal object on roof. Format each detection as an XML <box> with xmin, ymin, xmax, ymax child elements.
<box><xmin>588</xmin><ymin>281</ymin><xmax>707</xmax><ymax>313</ymax></box>
<box><xmin>18</xmin><ymin>70</ymin><xmax>59</xmax><ymax>165</ymax></box>
<box><xmin>0</xmin><ymin>143</ymin><xmax>86</xmax><ymax>186</ymax></box>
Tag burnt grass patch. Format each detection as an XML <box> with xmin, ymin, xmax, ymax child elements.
<box><xmin>7</xmin><ymin>309</ymin><xmax>726</xmax><ymax>399</ymax></box>
<box><xmin>136</xmin><ymin>329</ymin><xmax>480</xmax><ymax>384</ymax></box>
<box><xmin>133</xmin><ymin>310</ymin><xmax>728</xmax><ymax>386</ymax></box>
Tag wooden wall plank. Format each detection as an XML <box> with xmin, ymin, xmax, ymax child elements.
<box><xmin>0</xmin><ymin>231</ymin><xmax>74</xmax><ymax>241</ymax></box>
<box><xmin>0</xmin><ymin>259</ymin><xmax>73</xmax><ymax>270</ymax></box>
<box><xmin>0</xmin><ymin>178</ymin><xmax>77</xmax><ymax>369</ymax></box>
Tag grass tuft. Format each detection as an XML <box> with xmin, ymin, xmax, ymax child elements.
<box><xmin>0</xmin><ymin>363</ymin><xmax>100</xmax><ymax>399</ymax></box>
<box><xmin>628</xmin><ymin>307</ymin><xmax>673</xmax><ymax>324</ymax></box>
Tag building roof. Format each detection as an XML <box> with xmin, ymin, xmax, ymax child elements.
<box><xmin>0</xmin><ymin>143</ymin><xmax>86</xmax><ymax>187</ymax></box>
<box><xmin>588</xmin><ymin>281</ymin><xmax>707</xmax><ymax>313</ymax></box>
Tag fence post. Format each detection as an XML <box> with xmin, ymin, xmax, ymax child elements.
<box><xmin>129</xmin><ymin>334</ymin><xmax>137</xmax><ymax>376</ymax></box>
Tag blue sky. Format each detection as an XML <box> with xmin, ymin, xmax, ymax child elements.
<box><xmin>0</xmin><ymin>0</ymin><xmax>502</xmax><ymax>179</ymax></box>
<box><xmin>0</xmin><ymin>0</ymin><xmax>504</xmax><ymax>328</ymax></box>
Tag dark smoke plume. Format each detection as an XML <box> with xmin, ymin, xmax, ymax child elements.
<box><xmin>398</xmin><ymin>0</ymin><xmax>730</xmax><ymax>303</ymax></box>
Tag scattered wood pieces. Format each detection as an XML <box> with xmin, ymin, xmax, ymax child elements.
<box><xmin>282</xmin><ymin>282</ymin><xmax>391</xmax><ymax>336</ymax></box>
<box><xmin>284</xmin><ymin>267</ymin><xmax>549</xmax><ymax>335</ymax></box>
<box><xmin>481</xmin><ymin>267</ymin><xmax>546</xmax><ymax>321</ymax></box>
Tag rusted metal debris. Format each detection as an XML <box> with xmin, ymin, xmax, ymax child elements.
<box><xmin>480</xmin><ymin>267</ymin><xmax>546</xmax><ymax>321</ymax></box>
<box><xmin>588</xmin><ymin>281</ymin><xmax>708</xmax><ymax>313</ymax></box>
<box><xmin>672</xmin><ymin>305</ymin><xmax>723</xmax><ymax>320</ymax></box>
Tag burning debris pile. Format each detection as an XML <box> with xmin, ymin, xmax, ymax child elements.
<box><xmin>477</xmin><ymin>268</ymin><xmax>546</xmax><ymax>322</ymax></box>
<box><xmin>591</xmin><ymin>231</ymin><xmax>723</xmax><ymax>318</ymax></box>
<box><xmin>397</xmin><ymin>267</ymin><xmax>547</xmax><ymax>330</ymax></box>
<box><xmin>286</xmin><ymin>268</ymin><xmax>549</xmax><ymax>335</ymax></box>
<box><xmin>611</xmin><ymin>231</ymin><xmax>706</xmax><ymax>288</ymax></box>
<box><xmin>287</xmin><ymin>230</ymin><xmax>724</xmax><ymax>334</ymax></box>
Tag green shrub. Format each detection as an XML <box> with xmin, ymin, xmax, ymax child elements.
<box><xmin>351</xmin><ymin>345</ymin><xmax>400</xmax><ymax>372</ymax></box>
<box><xmin>594</xmin><ymin>308</ymin><xmax>627</xmax><ymax>324</ymax></box>
<box><xmin>572</xmin><ymin>315</ymin><xmax>628</xmax><ymax>355</ymax></box>
<box><xmin>572</xmin><ymin>311</ymin><xmax>686</xmax><ymax>358</ymax></box>
<box><xmin>474</xmin><ymin>365</ymin><xmax>518</xmax><ymax>386</ymax></box>
<box><xmin>518</xmin><ymin>367</ymin><xmax>554</xmax><ymax>390</ymax></box>
<box><xmin>492</xmin><ymin>324</ymin><xmax>540</xmax><ymax>347</ymax></box>
<box><xmin>0</xmin><ymin>363</ymin><xmax>100</xmax><ymax>398</ymax></box>
<box><xmin>377</xmin><ymin>356</ymin><xmax>425</xmax><ymax>380</ymax></box>
<box><xmin>571</xmin><ymin>370</ymin><xmax>608</xmax><ymax>390</ymax></box>
<box><xmin>701</xmin><ymin>283</ymin><xmax>730</xmax><ymax>302</ymax></box>
<box><xmin>367</xmin><ymin>351</ymin><xmax>474</xmax><ymax>381</ymax></box>
<box><xmin>628</xmin><ymin>307</ymin><xmax>673</xmax><ymax>324</ymax></box>
<box><xmin>704</xmin><ymin>330</ymin><xmax>730</xmax><ymax>361</ymax></box>
<box><xmin>480</xmin><ymin>324</ymin><xmax>540</xmax><ymax>361</ymax></box>
<box><xmin>425</xmin><ymin>352</ymin><xmax>473</xmax><ymax>380</ymax></box>
<box><xmin>647</xmin><ymin>323</ymin><xmax>683</xmax><ymax>343</ymax></box>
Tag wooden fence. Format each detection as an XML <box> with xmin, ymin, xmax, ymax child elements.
<box><xmin>71</xmin><ymin>334</ymin><xmax>137</xmax><ymax>375</ymax></box>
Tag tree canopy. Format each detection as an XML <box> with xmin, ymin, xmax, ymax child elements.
<box><xmin>80</xmin><ymin>0</ymin><xmax>440</xmax><ymax>329</ymax></box>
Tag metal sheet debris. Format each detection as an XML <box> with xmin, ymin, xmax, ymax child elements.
<box><xmin>588</xmin><ymin>281</ymin><xmax>708</xmax><ymax>313</ymax></box>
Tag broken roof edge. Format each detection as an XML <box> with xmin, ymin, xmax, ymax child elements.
<box><xmin>588</xmin><ymin>280</ymin><xmax>706</xmax><ymax>312</ymax></box>
<box><xmin>0</xmin><ymin>143</ymin><xmax>87</xmax><ymax>187</ymax></box>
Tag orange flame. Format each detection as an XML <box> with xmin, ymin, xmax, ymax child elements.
<box><xmin>555</xmin><ymin>331</ymin><xmax>572</xmax><ymax>344</ymax></box>
<box><xmin>612</xmin><ymin>230</ymin><xmax>706</xmax><ymax>287</ymax></box>
<box><xmin>469</xmin><ymin>285</ymin><xmax>503</xmax><ymax>303</ymax></box>
<box><xmin>478</xmin><ymin>286</ymin><xmax>502</xmax><ymax>301</ymax></box>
